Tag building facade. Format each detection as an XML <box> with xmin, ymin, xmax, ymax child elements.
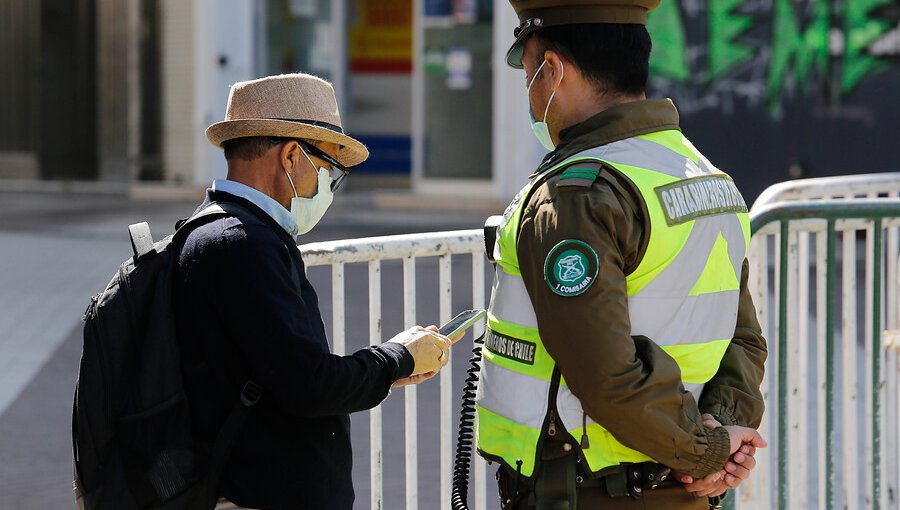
<box><xmin>1</xmin><ymin>0</ymin><xmax>899</xmax><ymax>202</ymax></box>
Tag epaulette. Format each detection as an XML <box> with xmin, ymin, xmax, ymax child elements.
<box><xmin>555</xmin><ymin>161</ymin><xmax>603</xmax><ymax>188</ymax></box>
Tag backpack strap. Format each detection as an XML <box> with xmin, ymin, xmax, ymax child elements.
<box><xmin>173</xmin><ymin>201</ymin><xmax>254</xmax><ymax>241</ymax></box>
<box><xmin>202</xmin><ymin>381</ymin><xmax>263</xmax><ymax>506</ymax></box>
<box><xmin>128</xmin><ymin>222</ymin><xmax>155</xmax><ymax>260</ymax></box>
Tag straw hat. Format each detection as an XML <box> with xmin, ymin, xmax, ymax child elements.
<box><xmin>206</xmin><ymin>73</ymin><xmax>369</xmax><ymax>167</ymax></box>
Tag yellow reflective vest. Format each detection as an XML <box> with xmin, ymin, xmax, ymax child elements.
<box><xmin>475</xmin><ymin>130</ymin><xmax>750</xmax><ymax>478</ymax></box>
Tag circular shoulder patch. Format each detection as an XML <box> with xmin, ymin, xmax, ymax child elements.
<box><xmin>544</xmin><ymin>240</ymin><xmax>600</xmax><ymax>297</ymax></box>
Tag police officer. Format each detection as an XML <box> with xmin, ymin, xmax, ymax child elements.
<box><xmin>475</xmin><ymin>2</ymin><xmax>769</xmax><ymax>509</ymax></box>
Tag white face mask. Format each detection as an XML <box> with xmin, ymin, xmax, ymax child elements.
<box><xmin>527</xmin><ymin>59</ymin><xmax>565</xmax><ymax>151</ymax></box>
<box><xmin>283</xmin><ymin>148</ymin><xmax>334</xmax><ymax>236</ymax></box>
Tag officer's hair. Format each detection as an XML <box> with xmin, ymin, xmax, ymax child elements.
<box><xmin>532</xmin><ymin>23</ymin><xmax>651</xmax><ymax>97</ymax></box>
<box><xmin>223</xmin><ymin>137</ymin><xmax>275</xmax><ymax>161</ymax></box>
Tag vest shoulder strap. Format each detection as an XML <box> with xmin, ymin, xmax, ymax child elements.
<box><xmin>554</xmin><ymin>161</ymin><xmax>604</xmax><ymax>189</ymax></box>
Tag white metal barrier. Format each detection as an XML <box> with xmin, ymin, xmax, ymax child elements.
<box><xmin>299</xmin><ymin>184</ymin><xmax>900</xmax><ymax>510</ymax></box>
<box><xmin>742</xmin><ymin>200</ymin><xmax>900</xmax><ymax>510</ymax></box>
<box><xmin>300</xmin><ymin>230</ymin><xmax>489</xmax><ymax>510</ymax></box>
<box><xmin>746</xmin><ymin>172</ymin><xmax>900</xmax><ymax>509</ymax></box>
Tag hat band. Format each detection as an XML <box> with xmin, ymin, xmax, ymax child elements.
<box><xmin>518</xmin><ymin>5</ymin><xmax>649</xmax><ymax>28</ymax></box>
<box><xmin>267</xmin><ymin>118</ymin><xmax>345</xmax><ymax>135</ymax></box>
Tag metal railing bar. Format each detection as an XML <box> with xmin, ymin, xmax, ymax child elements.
<box><xmin>472</xmin><ymin>253</ymin><xmax>487</xmax><ymax>510</ymax></box>
<box><xmin>756</xmin><ymin>217</ymin><xmax>877</xmax><ymax>237</ymax></box>
<box><xmin>403</xmin><ymin>257</ymin><xmax>418</xmax><ymax>510</ymax></box>
<box><xmin>747</xmin><ymin>234</ymin><xmax>772</xmax><ymax>508</ymax></box>
<box><xmin>439</xmin><ymin>255</ymin><xmax>452</xmax><ymax>510</ymax></box>
<box><xmin>301</xmin><ymin>230</ymin><xmax>484</xmax><ymax>267</ymax></box>
<box><xmin>778</xmin><ymin>221</ymin><xmax>789</xmax><ymax>509</ymax></box>
<box><xmin>333</xmin><ymin>263</ymin><xmax>346</xmax><ymax>356</ymax></box>
<box><xmin>750</xmin><ymin>200</ymin><xmax>900</xmax><ymax>234</ymax></box>
<box><xmin>369</xmin><ymin>260</ymin><xmax>383</xmax><ymax>510</ymax></box>
<box><xmin>884</xmin><ymin>349</ymin><xmax>900</xmax><ymax>509</ymax></box>
<box><xmin>753</xmin><ymin>173</ymin><xmax>900</xmax><ymax>210</ymax></box>
<box><xmin>817</xmin><ymin>231</ymin><xmax>828</xmax><ymax>509</ymax></box>
<box><xmin>789</xmin><ymin>229</ymin><xmax>809</xmax><ymax>508</ymax></box>
<box><xmin>865</xmin><ymin>223</ymin><xmax>877</xmax><ymax>510</ymax></box>
<box><xmin>826</xmin><ymin>220</ymin><xmax>837</xmax><ymax>510</ymax></box>
<box><xmin>843</xmin><ymin>227</ymin><xmax>860</xmax><ymax>510</ymax></box>
<box><xmin>888</xmin><ymin>191</ymin><xmax>899</xmax><ymax>331</ymax></box>
<box><xmin>873</xmin><ymin>221</ymin><xmax>883</xmax><ymax>510</ymax></box>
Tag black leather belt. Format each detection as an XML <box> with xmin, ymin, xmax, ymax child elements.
<box><xmin>596</xmin><ymin>462</ymin><xmax>673</xmax><ymax>499</ymax></box>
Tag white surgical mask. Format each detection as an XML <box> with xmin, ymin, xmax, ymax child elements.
<box><xmin>283</xmin><ymin>149</ymin><xmax>334</xmax><ymax>236</ymax></box>
<box><xmin>527</xmin><ymin>59</ymin><xmax>564</xmax><ymax>151</ymax></box>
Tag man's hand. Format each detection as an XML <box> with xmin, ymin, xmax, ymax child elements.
<box><xmin>387</xmin><ymin>325</ymin><xmax>452</xmax><ymax>377</ymax></box>
<box><xmin>391</xmin><ymin>371</ymin><xmax>437</xmax><ymax>388</ymax></box>
<box><xmin>675</xmin><ymin>415</ymin><xmax>765</xmax><ymax>497</ymax></box>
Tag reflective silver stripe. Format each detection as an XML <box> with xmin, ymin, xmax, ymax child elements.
<box><xmin>629</xmin><ymin>290</ymin><xmax>740</xmax><ymax>345</ymax></box>
<box><xmin>637</xmin><ymin>214</ymin><xmax>746</xmax><ymax>297</ymax></box>
<box><xmin>492</xmin><ymin>276</ymin><xmax>739</xmax><ymax>347</ymax></box>
<box><xmin>556</xmin><ymin>385</ymin><xmax>586</xmax><ymax>430</ymax></box>
<box><xmin>556</xmin><ymin>382</ymin><xmax>706</xmax><ymax>430</ymax></box>
<box><xmin>476</xmin><ymin>357</ymin><xmax>549</xmax><ymax>430</ymax></box>
<box><xmin>490</xmin><ymin>267</ymin><xmax>539</xmax><ymax>330</ymax></box>
<box><xmin>558</xmin><ymin>138</ymin><xmax>707</xmax><ymax>180</ymax></box>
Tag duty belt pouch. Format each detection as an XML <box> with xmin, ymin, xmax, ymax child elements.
<box><xmin>534</xmin><ymin>454</ymin><xmax>578</xmax><ymax>510</ymax></box>
<box><xmin>603</xmin><ymin>468</ymin><xmax>631</xmax><ymax>498</ymax></box>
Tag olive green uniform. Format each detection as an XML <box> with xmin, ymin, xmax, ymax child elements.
<box><xmin>497</xmin><ymin>99</ymin><xmax>767</xmax><ymax>508</ymax></box>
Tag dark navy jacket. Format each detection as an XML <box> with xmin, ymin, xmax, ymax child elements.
<box><xmin>173</xmin><ymin>190</ymin><xmax>413</xmax><ymax>509</ymax></box>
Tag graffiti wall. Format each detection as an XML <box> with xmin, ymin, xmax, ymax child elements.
<box><xmin>647</xmin><ymin>0</ymin><xmax>900</xmax><ymax>202</ymax></box>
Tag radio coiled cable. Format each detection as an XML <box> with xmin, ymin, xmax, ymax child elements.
<box><xmin>450</xmin><ymin>333</ymin><xmax>485</xmax><ymax>510</ymax></box>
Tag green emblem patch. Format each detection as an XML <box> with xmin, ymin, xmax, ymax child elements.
<box><xmin>544</xmin><ymin>240</ymin><xmax>599</xmax><ymax>297</ymax></box>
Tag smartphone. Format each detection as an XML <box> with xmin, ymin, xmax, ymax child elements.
<box><xmin>439</xmin><ymin>309</ymin><xmax>487</xmax><ymax>338</ymax></box>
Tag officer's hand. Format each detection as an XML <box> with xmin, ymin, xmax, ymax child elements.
<box><xmin>387</xmin><ymin>326</ymin><xmax>451</xmax><ymax>376</ymax></box>
<box><xmin>723</xmin><ymin>425</ymin><xmax>768</xmax><ymax>455</ymax></box>
<box><xmin>722</xmin><ymin>443</ymin><xmax>758</xmax><ymax>488</ymax></box>
<box><xmin>676</xmin><ymin>420</ymin><xmax>763</xmax><ymax>496</ymax></box>
<box><xmin>675</xmin><ymin>470</ymin><xmax>728</xmax><ymax>498</ymax></box>
<box><xmin>700</xmin><ymin>413</ymin><xmax>722</xmax><ymax>430</ymax></box>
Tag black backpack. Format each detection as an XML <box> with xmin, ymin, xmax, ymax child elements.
<box><xmin>73</xmin><ymin>202</ymin><xmax>262</xmax><ymax>510</ymax></box>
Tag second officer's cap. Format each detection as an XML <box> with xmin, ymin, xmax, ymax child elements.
<box><xmin>505</xmin><ymin>0</ymin><xmax>660</xmax><ymax>68</ymax></box>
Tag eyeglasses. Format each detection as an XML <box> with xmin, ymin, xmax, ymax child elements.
<box><xmin>269</xmin><ymin>137</ymin><xmax>352</xmax><ymax>192</ymax></box>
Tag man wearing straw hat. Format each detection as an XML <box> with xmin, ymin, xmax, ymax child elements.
<box><xmin>173</xmin><ymin>73</ymin><xmax>453</xmax><ymax>510</ymax></box>
<box><xmin>475</xmin><ymin>1</ymin><xmax>770</xmax><ymax>509</ymax></box>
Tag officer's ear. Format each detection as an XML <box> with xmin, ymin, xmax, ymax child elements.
<box><xmin>542</xmin><ymin>50</ymin><xmax>566</xmax><ymax>87</ymax></box>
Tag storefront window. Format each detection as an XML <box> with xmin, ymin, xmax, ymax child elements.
<box><xmin>263</xmin><ymin>0</ymin><xmax>333</xmax><ymax>77</ymax></box>
<box><xmin>421</xmin><ymin>0</ymin><xmax>494</xmax><ymax>180</ymax></box>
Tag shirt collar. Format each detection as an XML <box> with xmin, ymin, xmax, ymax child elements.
<box><xmin>212</xmin><ymin>179</ymin><xmax>300</xmax><ymax>239</ymax></box>
<box><xmin>537</xmin><ymin>98</ymin><xmax>682</xmax><ymax>173</ymax></box>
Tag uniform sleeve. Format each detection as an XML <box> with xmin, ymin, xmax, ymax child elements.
<box><xmin>517</xmin><ymin>175</ymin><xmax>730</xmax><ymax>479</ymax></box>
<box><xmin>698</xmin><ymin>259</ymin><xmax>768</xmax><ymax>428</ymax></box>
<box><xmin>207</xmin><ymin>224</ymin><xmax>414</xmax><ymax>417</ymax></box>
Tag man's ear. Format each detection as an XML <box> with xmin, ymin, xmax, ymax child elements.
<box><xmin>280</xmin><ymin>140</ymin><xmax>302</xmax><ymax>172</ymax></box>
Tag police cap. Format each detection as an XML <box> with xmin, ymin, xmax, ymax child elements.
<box><xmin>505</xmin><ymin>0</ymin><xmax>660</xmax><ymax>68</ymax></box>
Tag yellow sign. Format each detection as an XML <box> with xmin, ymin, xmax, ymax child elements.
<box><xmin>349</xmin><ymin>0</ymin><xmax>413</xmax><ymax>73</ymax></box>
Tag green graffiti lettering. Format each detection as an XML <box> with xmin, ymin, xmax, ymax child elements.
<box><xmin>708</xmin><ymin>0</ymin><xmax>756</xmax><ymax>81</ymax></box>
<box><xmin>841</xmin><ymin>0</ymin><xmax>893</xmax><ymax>94</ymax></box>
<box><xmin>647</xmin><ymin>1</ymin><xmax>690</xmax><ymax>82</ymax></box>
<box><xmin>766</xmin><ymin>0</ymin><xmax>829</xmax><ymax>106</ymax></box>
